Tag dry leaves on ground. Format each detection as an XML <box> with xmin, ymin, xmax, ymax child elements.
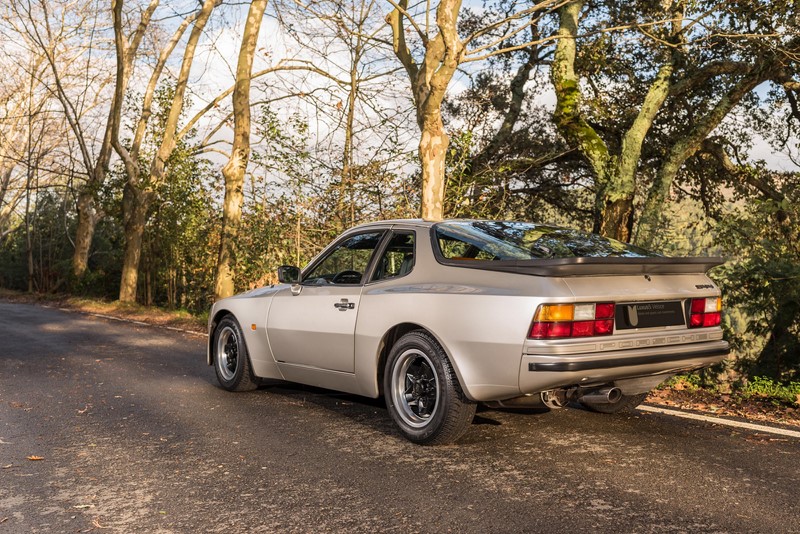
<box><xmin>647</xmin><ymin>388</ymin><xmax>800</xmax><ymax>428</ymax></box>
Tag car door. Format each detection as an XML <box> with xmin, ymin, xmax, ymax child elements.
<box><xmin>266</xmin><ymin>230</ymin><xmax>385</xmax><ymax>373</ymax></box>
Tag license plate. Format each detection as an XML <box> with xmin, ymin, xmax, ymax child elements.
<box><xmin>615</xmin><ymin>301</ymin><xmax>685</xmax><ymax>330</ymax></box>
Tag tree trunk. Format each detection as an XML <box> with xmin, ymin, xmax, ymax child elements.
<box><xmin>387</xmin><ymin>0</ymin><xmax>462</xmax><ymax>222</ymax></box>
<box><xmin>552</xmin><ymin>0</ymin><xmax>611</xmax><ymax>230</ymax></box>
<box><xmin>215</xmin><ymin>172</ymin><xmax>245</xmax><ymax>299</ymax></box>
<box><xmin>213</xmin><ymin>0</ymin><xmax>267</xmax><ymax>301</ymax></box>
<box><xmin>598</xmin><ymin>191</ymin><xmax>634</xmax><ymax>242</ymax></box>
<box><xmin>24</xmin><ymin>172</ymin><xmax>34</xmax><ymax>293</ymax></box>
<box><xmin>72</xmin><ymin>190</ymin><xmax>97</xmax><ymax>277</ymax></box>
<box><xmin>552</xmin><ymin>0</ymin><xmax>679</xmax><ymax>242</ymax></box>
<box><xmin>419</xmin><ymin>112</ymin><xmax>449</xmax><ymax>221</ymax></box>
<box><xmin>119</xmin><ymin>187</ymin><xmax>151</xmax><ymax>302</ymax></box>
<box><xmin>341</xmin><ymin>62</ymin><xmax>358</xmax><ymax>227</ymax></box>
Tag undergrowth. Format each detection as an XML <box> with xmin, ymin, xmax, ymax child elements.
<box><xmin>664</xmin><ymin>373</ymin><xmax>800</xmax><ymax>406</ymax></box>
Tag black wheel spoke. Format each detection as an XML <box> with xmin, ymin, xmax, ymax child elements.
<box><xmin>384</xmin><ymin>331</ymin><xmax>477</xmax><ymax>444</ymax></box>
<box><xmin>213</xmin><ymin>317</ymin><xmax>258</xmax><ymax>392</ymax></box>
<box><xmin>391</xmin><ymin>349</ymin><xmax>439</xmax><ymax>425</ymax></box>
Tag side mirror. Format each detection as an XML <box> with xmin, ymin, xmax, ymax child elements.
<box><xmin>277</xmin><ymin>265</ymin><xmax>301</xmax><ymax>284</ymax></box>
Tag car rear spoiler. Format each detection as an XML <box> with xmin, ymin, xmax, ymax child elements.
<box><xmin>438</xmin><ymin>256</ymin><xmax>725</xmax><ymax>277</ymax></box>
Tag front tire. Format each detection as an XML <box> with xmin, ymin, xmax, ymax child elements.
<box><xmin>213</xmin><ymin>315</ymin><xmax>258</xmax><ymax>392</ymax></box>
<box><xmin>384</xmin><ymin>330</ymin><xmax>476</xmax><ymax>445</ymax></box>
<box><xmin>580</xmin><ymin>392</ymin><xmax>648</xmax><ymax>414</ymax></box>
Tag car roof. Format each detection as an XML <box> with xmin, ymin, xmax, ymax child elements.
<box><xmin>349</xmin><ymin>218</ymin><xmax>513</xmax><ymax>231</ymax></box>
<box><xmin>349</xmin><ymin>219</ymin><xmax>432</xmax><ymax>230</ymax></box>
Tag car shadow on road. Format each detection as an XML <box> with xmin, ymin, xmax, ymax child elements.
<box><xmin>235</xmin><ymin>378</ymin><xmax>559</xmax><ymax>442</ymax></box>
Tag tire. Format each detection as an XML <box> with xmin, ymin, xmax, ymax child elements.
<box><xmin>212</xmin><ymin>315</ymin><xmax>258</xmax><ymax>392</ymax></box>
<box><xmin>384</xmin><ymin>330</ymin><xmax>476</xmax><ymax>445</ymax></box>
<box><xmin>580</xmin><ymin>392</ymin><xmax>648</xmax><ymax>414</ymax></box>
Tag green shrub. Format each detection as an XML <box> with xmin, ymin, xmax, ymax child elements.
<box><xmin>741</xmin><ymin>376</ymin><xmax>800</xmax><ymax>405</ymax></box>
<box><xmin>661</xmin><ymin>373</ymin><xmax>703</xmax><ymax>391</ymax></box>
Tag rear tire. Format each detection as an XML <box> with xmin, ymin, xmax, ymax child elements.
<box><xmin>384</xmin><ymin>330</ymin><xmax>476</xmax><ymax>445</ymax></box>
<box><xmin>213</xmin><ymin>315</ymin><xmax>258</xmax><ymax>392</ymax></box>
<box><xmin>580</xmin><ymin>392</ymin><xmax>648</xmax><ymax>414</ymax></box>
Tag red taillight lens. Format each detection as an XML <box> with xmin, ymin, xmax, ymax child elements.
<box><xmin>703</xmin><ymin>312</ymin><xmax>721</xmax><ymax>327</ymax></box>
<box><xmin>529</xmin><ymin>303</ymin><xmax>615</xmax><ymax>339</ymax></box>
<box><xmin>530</xmin><ymin>322</ymin><xmax>549</xmax><ymax>338</ymax></box>
<box><xmin>531</xmin><ymin>322</ymin><xmax>573</xmax><ymax>338</ymax></box>
<box><xmin>689</xmin><ymin>297</ymin><xmax>722</xmax><ymax>328</ymax></box>
<box><xmin>571</xmin><ymin>321</ymin><xmax>595</xmax><ymax>337</ymax></box>
<box><xmin>594</xmin><ymin>319</ymin><xmax>614</xmax><ymax>335</ymax></box>
<box><xmin>595</xmin><ymin>303</ymin><xmax>615</xmax><ymax>319</ymax></box>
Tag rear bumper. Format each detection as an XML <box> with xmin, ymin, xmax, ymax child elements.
<box><xmin>519</xmin><ymin>340</ymin><xmax>729</xmax><ymax>394</ymax></box>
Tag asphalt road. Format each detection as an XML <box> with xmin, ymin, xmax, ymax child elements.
<box><xmin>1</xmin><ymin>302</ymin><xmax>798</xmax><ymax>533</ymax></box>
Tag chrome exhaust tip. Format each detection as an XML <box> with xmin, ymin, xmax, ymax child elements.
<box><xmin>580</xmin><ymin>387</ymin><xmax>622</xmax><ymax>404</ymax></box>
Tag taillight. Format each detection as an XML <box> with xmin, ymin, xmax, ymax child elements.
<box><xmin>529</xmin><ymin>303</ymin><xmax>615</xmax><ymax>339</ymax></box>
<box><xmin>689</xmin><ymin>297</ymin><xmax>722</xmax><ymax>328</ymax></box>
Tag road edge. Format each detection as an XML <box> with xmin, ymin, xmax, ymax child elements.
<box><xmin>638</xmin><ymin>405</ymin><xmax>800</xmax><ymax>438</ymax></box>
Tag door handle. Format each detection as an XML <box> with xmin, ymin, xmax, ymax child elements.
<box><xmin>334</xmin><ymin>299</ymin><xmax>355</xmax><ymax>311</ymax></box>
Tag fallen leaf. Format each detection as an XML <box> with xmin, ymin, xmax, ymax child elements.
<box><xmin>2</xmin><ymin>464</ymin><xmax>12</xmax><ymax>469</ymax></box>
<box><xmin>74</xmin><ymin>504</ymin><xmax>95</xmax><ymax>509</ymax></box>
<box><xmin>26</xmin><ymin>456</ymin><xmax>44</xmax><ymax>461</ymax></box>
<box><xmin>0</xmin><ymin>517</ymin><xmax>8</xmax><ymax>524</ymax></box>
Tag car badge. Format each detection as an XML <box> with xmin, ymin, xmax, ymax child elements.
<box><xmin>627</xmin><ymin>305</ymin><xmax>639</xmax><ymax>327</ymax></box>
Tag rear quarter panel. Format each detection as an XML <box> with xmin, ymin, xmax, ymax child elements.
<box><xmin>353</xmin><ymin>233</ymin><xmax>724</xmax><ymax>402</ymax></box>
<box><xmin>354</xmin><ymin>247</ymin><xmax>573</xmax><ymax>401</ymax></box>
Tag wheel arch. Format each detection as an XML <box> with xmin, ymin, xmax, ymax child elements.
<box><xmin>375</xmin><ymin>322</ymin><xmax>468</xmax><ymax>399</ymax></box>
<box><xmin>207</xmin><ymin>308</ymin><xmax>234</xmax><ymax>366</ymax></box>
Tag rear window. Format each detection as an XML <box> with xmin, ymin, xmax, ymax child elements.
<box><xmin>434</xmin><ymin>221</ymin><xmax>659</xmax><ymax>260</ymax></box>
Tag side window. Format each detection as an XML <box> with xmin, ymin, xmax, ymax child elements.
<box><xmin>371</xmin><ymin>232</ymin><xmax>415</xmax><ymax>282</ymax></box>
<box><xmin>303</xmin><ymin>231</ymin><xmax>384</xmax><ymax>285</ymax></box>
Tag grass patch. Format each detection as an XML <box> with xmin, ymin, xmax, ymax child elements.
<box><xmin>740</xmin><ymin>376</ymin><xmax>800</xmax><ymax>406</ymax></box>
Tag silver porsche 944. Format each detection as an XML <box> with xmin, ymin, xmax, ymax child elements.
<box><xmin>207</xmin><ymin>219</ymin><xmax>730</xmax><ymax>444</ymax></box>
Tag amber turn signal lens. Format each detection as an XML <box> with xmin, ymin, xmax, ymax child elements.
<box><xmin>534</xmin><ymin>304</ymin><xmax>574</xmax><ymax>322</ymax></box>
